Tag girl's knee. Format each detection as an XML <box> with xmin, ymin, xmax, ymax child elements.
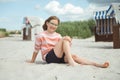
<box><xmin>63</xmin><ymin>39</ymin><xmax>70</xmax><ymax>45</ymax></box>
<box><xmin>72</xmin><ymin>54</ymin><xmax>78</xmax><ymax>59</ymax></box>
<box><xmin>63</xmin><ymin>36</ymin><xmax>72</xmax><ymax>43</ymax></box>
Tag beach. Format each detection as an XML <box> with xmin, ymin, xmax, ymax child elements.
<box><xmin>0</xmin><ymin>34</ymin><xmax>120</xmax><ymax>80</ymax></box>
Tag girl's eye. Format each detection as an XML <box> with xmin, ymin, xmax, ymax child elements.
<box><xmin>49</xmin><ymin>22</ymin><xmax>58</xmax><ymax>27</ymax></box>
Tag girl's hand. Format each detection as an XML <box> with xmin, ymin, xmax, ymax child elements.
<box><xmin>63</xmin><ymin>36</ymin><xmax>72</xmax><ymax>43</ymax></box>
<box><xmin>26</xmin><ymin>60</ymin><xmax>34</xmax><ymax>63</ymax></box>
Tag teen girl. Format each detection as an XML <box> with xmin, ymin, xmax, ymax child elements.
<box><xmin>27</xmin><ymin>16</ymin><xmax>109</xmax><ymax>68</ymax></box>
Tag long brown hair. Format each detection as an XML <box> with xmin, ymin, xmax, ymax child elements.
<box><xmin>42</xmin><ymin>16</ymin><xmax>60</xmax><ymax>30</ymax></box>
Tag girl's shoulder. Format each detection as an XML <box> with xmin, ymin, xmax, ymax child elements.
<box><xmin>35</xmin><ymin>31</ymin><xmax>46</xmax><ymax>38</ymax></box>
<box><xmin>54</xmin><ymin>32</ymin><xmax>62</xmax><ymax>38</ymax></box>
<box><xmin>36</xmin><ymin>31</ymin><xmax>62</xmax><ymax>38</ymax></box>
<box><xmin>54</xmin><ymin>32</ymin><xmax>61</xmax><ymax>35</ymax></box>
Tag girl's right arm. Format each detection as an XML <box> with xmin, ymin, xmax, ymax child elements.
<box><xmin>27</xmin><ymin>51</ymin><xmax>38</xmax><ymax>63</ymax></box>
<box><xmin>27</xmin><ymin>34</ymin><xmax>41</xmax><ymax>63</ymax></box>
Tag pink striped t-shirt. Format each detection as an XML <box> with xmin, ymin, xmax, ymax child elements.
<box><xmin>34</xmin><ymin>31</ymin><xmax>62</xmax><ymax>60</ymax></box>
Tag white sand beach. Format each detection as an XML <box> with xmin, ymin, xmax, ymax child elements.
<box><xmin>0</xmin><ymin>34</ymin><xmax>120</xmax><ymax>80</ymax></box>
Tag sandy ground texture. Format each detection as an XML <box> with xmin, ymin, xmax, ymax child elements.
<box><xmin>0</xmin><ymin>34</ymin><xmax>120</xmax><ymax>80</ymax></box>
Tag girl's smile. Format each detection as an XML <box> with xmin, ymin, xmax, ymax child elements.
<box><xmin>47</xmin><ymin>20</ymin><xmax>58</xmax><ymax>33</ymax></box>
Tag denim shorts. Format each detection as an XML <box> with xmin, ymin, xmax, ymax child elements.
<box><xmin>46</xmin><ymin>49</ymin><xmax>65</xmax><ymax>63</ymax></box>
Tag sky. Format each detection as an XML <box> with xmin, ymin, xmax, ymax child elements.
<box><xmin>0</xmin><ymin>0</ymin><xmax>120</xmax><ymax>30</ymax></box>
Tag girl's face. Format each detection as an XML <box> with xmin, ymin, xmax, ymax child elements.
<box><xmin>46</xmin><ymin>19</ymin><xmax>58</xmax><ymax>33</ymax></box>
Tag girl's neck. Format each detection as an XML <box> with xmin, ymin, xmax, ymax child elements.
<box><xmin>46</xmin><ymin>30</ymin><xmax>55</xmax><ymax>34</ymax></box>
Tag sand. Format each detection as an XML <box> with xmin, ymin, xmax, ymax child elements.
<box><xmin>0</xmin><ymin>34</ymin><xmax>120</xmax><ymax>80</ymax></box>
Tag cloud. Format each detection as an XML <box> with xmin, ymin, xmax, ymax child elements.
<box><xmin>44</xmin><ymin>0</ymin><xmax>120</xmax><ymax>21</ymax></box>
<box><xmin>86</xmin><ymin>0</ymin><xmax>120</xmax><ymax>15</ymax></box>
<box><xmin>87</xmin><ymin>0</ymin><xmax>120</xmax><ymax>3</ymax></box>
<box><xmin>83</xmin><ymin>0</ymin><xmax>120</xmax><ymax>21</ymax></box>
<box><xmin>45</xmin><ymin>0</ymin><xmax>85</xmax><ymax>21</ymax></box>
<box><xmin>87</xmin><ymin>0</ymin><xmax>120</xmax><ymax>6</ymax></box>
<box><xmin>86</xmin><ymin>4</ymin><xmax>108</xmax><ymax>14</ymax></box>
<box><xmin>45</xmin><ymin>0</ymin><xmax>83</xmax><ymax>15</ymax></box>
<box><xmin>35</xmin><ymin>4</ymin><xmax>40</xmax><ymax>10</ymax></box>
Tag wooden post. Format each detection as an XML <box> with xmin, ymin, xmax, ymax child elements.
<box><xmin>113</xmin><ymin>24</ymin><xmax>120</xmax><ymax>48</ymax></box>
<box><xmin>23</xmin><ymin>28</ymin><xmax>27</xmax><ymax>40</ymax></box>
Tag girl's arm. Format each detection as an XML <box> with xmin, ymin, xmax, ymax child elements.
<box><xmin>27</xmin><ymin>35</ymin><xmax>41</xmax><ymax>63</ymax></box>
<box><xmin>63</xmin><ymin>36</ymin><xmax>72</xmax><ymax>43</ymax></box>
<box><xmin>27</xmin><ymin>51</ymin><xmax>38</xmax><ymax>63</ymax></box>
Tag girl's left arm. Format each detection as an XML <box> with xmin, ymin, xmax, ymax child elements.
<box><xmin>63</xmin><ymin>36</ymin><xmax>72</xmax><ymax>43</ymax></box>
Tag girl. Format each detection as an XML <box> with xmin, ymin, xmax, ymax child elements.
<box><xmin>27</xmin><ymin>16</ymin><xmax>109</xmax><ymax>68</ymax></box>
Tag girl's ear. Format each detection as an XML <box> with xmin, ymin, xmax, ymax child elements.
<box><xmin>46</xmin><ymin>22</ymin><xmax>49</xmax><ymax>26</ymax></box>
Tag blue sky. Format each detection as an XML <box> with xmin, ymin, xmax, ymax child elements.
<box><xmin>0</xmin><ymin>0</ymin><xmax>120</xmax><ymax>30</ymax></box>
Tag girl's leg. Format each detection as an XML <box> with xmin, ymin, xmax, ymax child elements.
<box><xmin>54</xmin><ymin>39</ymin><xmax>77</xmax><ymax>66</ymax></box>
<box><xmin>62</xmin><ymin>40</ymin><xmax>78</xmax><ymax>66</ymax></box>
<box><xmin>72</xmin><ymin>54</ymin><xmax>109</xmax><ymax>68</ymax></box>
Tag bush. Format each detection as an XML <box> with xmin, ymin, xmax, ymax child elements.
<box><xmin>9</xmin><ymin>30</ymin><xmax>21</xmax><ymax>34</ymax></box>
<box><xmin>0</xmin><ymin>28</ymin><xmax>9</xmax><ymax>38</ymax></box>
<box><xmin>0</xmin><ymin>28</ymin><xmax>6</xmax><ymax>32</ymax></box>
<box><xmin>87</xmin><ymin>19</ymin><xmax>96</xmax><ymax>35</ymax></box>
<box><xmin>0</xmin><ymin>31</ymin><xmax>9</xmax><ymax>38</ymax></box>
<box><xmin>56</xmin><ymin>19</ymin><xmax>95</xmax><ymax>39</ymax></box>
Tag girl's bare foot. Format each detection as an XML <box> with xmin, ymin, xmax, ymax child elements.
<box><xmin>95</xmin><ymin>62</ymin><xmax>109</xmax><ymax>68</ymax></box>
<box><xmin>68</xmin><ymin>62</ymin><xmax>79</xmax><ymax>66</ymax></box>
<box><xmin>102</xmin><ymin>62</ymin><xmax>109</xmax><ymax>68</ymax></box>
<box><xmin>72</xmin><ymin>62</ymin><xmax>79</xmax><ymax>66</ymax></box>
